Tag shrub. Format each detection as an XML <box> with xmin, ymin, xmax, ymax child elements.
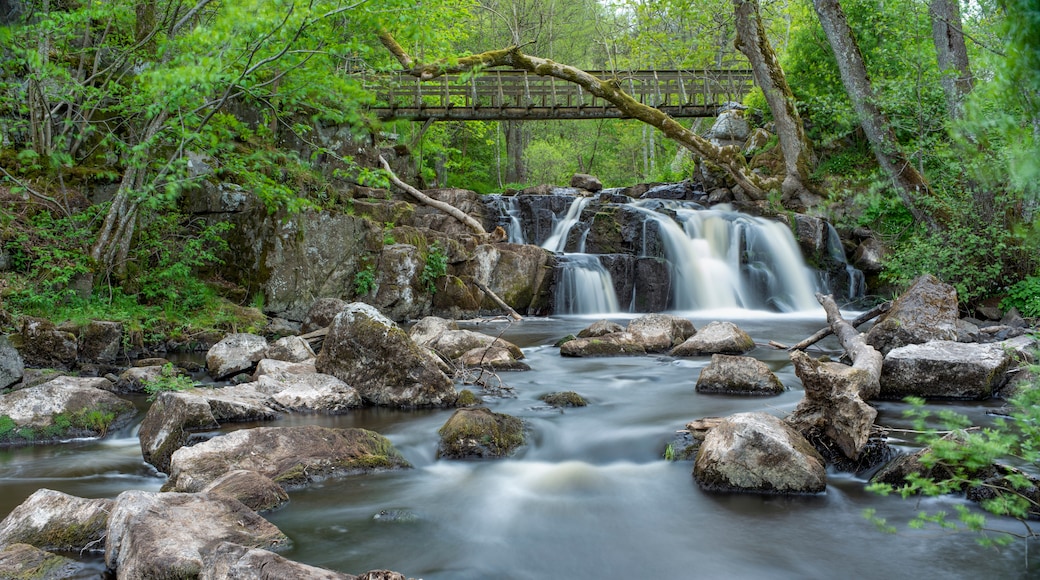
<box><xmin>1001</xmin><ymin>276</ymin><xmax>1040</xmax><ymax>318</ymax></box>
<box><xmin>420</xmin><ymin>242</ymin><xmax>448</xmax><ymax>293</ymax></box>
<box><xmin>142</xmin><ymin>363</ymin><xmax>195</xmax><ymax>401</ymax></box>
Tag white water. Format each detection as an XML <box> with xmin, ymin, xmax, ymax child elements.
<box><xmin>555</xmin><ymin>254</ymin><xmax>621</xmax><ymax>315</ymax></box>
<box><xmin>541</xmin><ymin>196</ymin><xmax>593</xmax><ymax>253</ymax></box>
<box><xmin>489</xmin><ymin>195</ymin><xmax>526</xmax><ymax>244</ymax></box>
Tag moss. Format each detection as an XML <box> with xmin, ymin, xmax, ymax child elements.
<box><xmin>437</xmin><ymin>408</ymin><xmax>525</xmax><ymax>459</ymax></box>
<box><xmin>456</xmin><ymin>389</ymin><xmax>482</xmax><ymax>407</ymax></box>
<box><xmin>540</xmin><ymin>391</ymin><xmax>588</xmax><ymax>408</ymax></box>
<box><xmin>553</xmin><ymin>334</ymin><xmax>577</xmax><ymax>347</ymax></box>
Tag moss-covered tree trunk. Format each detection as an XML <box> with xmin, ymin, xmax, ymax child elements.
<box><xmin>929</xmin><ymin>0</ymin><xmax>974</xmax><ymax>119</ymax></box>
<box><xmin>732</xmin><ymin>0</ymin><xmax>819</xmax><ymax>211</ymax></box>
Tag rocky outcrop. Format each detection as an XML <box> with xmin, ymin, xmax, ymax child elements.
<box><xmin>105</xmin><ymin>490</ymin><xmax>289</xmax><ymax>580</ymax></box>
<box><xmin>202</xmin><ymin>470</ymin><xmax>290</xmax><ymax>513</ymax></box>
<box><xmin>695</xmin><ymin>355</ymin><xmax>784</xmax><ymax>395</ymax></box>
<box><xmin>693</xmin><ymin>412</ymin><xmax>826</xmax><ymax>494</ymax></box>
<box><xmin>78</xmin><ymin>320</ymin><xmax>123</xmax><ymax>363</ymax></box>
<box><xmin>879</xmin><ymin>340</ymin><xmax>1013</xmax><ymax>399</ymax></box>
<box><xmin>0</xmin><ymin>489</ymin><xmax>113</xmax><ymax>551</ymax></box>
<box><xmin>671</xmin><ymin>321</ymin><xmax>754</xmax><ymax>356</ymax></box>
<box><xmin>0</xmin><ymin>336</ymin><xmax>23</xmax><ymax>389</ymax></box>
<box><xmin>207</xmin><ymin>333</ymin><xmax>269</xmax><ymax>380</ymax></box>
<box><xmin>139</xmin><ymin>391</ymin><xmax>222</xmax><ymax>474</ymax></box>
<box><xmin>437</xmin><ymin>407</ymin><xmax>525</xmax><ymax>459</ymax></box>
<box><xmin>866</xmin><ymin>274</ymin><xmax>959</xmax><ymax>354</ymax></box>
<box><xmin>0</xmin><ymin>543</ymin><xmax>84</xmax><ymax>580</ymax></box>
<box><xmin>315</xmin><ymin>303</ymin><xmax>456</xmax><ymax>407</ymax></box>
<box><xmin>14</xmin><ymin>318</ymin><xmax>78</xmax><ymax>370</ymax></box>
<box><xmin>164</xmin><ymin>425</ymin><xmax>410</xmax><ymax>492</ymax></box>
<box><xmin>0</xmin><ymin>379</ymin><xmax>135</xmax><ymax>445</ymax></box>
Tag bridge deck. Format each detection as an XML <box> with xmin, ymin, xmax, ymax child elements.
<box><xmin>364</xmin><ymin>69</ymin><xmax>754</xmax><ymax>121</ymax></box>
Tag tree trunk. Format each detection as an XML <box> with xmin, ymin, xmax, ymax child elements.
<box><xmin>812</xmin><ymin>0</ymin><xmax>947</xmax><ymax>231</ymax></box>
<box><xmin>733</xmin><ymin>0</ymin><xmax>820</xmax><ymax>211</ymax></box>
<box><xmin>504</xmin><ymin>121</ymin><xmax>525</xmax><ymax>183</ymax></box>
<box><xmin>378</xmin><ymin>155</ymin><xmax>487</xmax><ymax>236</ymax></box>
<box><xmin>929</xmin><ymin>0</ymin><xmax>973</xmax><ymax>119</ymax></box>
<box><xmin>378</xmin><ymin>34</ymin><xmax>778</xmax><ymax>200</ymax></box>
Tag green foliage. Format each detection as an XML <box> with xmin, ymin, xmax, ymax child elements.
<box><xmin>867</xmin><ymin>383</ymin><xmax>1040</xmax><ymax>546</ymax></box>
<box><xmin>353</xmin><ymin>264</ymin><xmax>376</xmax><ymax>296</ymax></box>
<box><xmin>0</xmin><ymin>415</ymin><xmax>15</xmax><ymax>440</ymax></box>
<box><xmin>1001</xmin><ymin>276</ymin><xmax>1040</xmax><ymax>318</ymax></box>
<box><xmin>420</xmin><ymin>242</ymin><xmax>448</xmax><ymax>293</ymax></box>
<box><xmin>142</xmin><ymin>363</ymin><xmax>196</xmax><ymax>401</ymax></box>
<box><xmin>382</xmin><ymin>222</ymin><xmax>397</xmax><ymax>246</ymax></box>
<box><xmin>2</xmin><ymin>207</ymin><xmax>96</xmax><ymax>310</ymax></box>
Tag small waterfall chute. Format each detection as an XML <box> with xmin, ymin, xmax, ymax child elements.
<box><xmin>542</xmin><ymin>196</ymin><xmax>592</xmax><ymax>253</ymax></box>
<box><xmin>555</xmin><ymin>254</ymin><xmax>620</xmax><ymax>315</ymax></box>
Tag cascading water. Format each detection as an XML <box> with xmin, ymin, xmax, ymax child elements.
<box><xmin>554</xmin><ymin>254</ymin><xmax>621</xmax><ymax>315</ymax></box>
<box><xmin>487</xmin><ymin>195</ymin><xmax>526</xmax><ymax>244</ymax></box>
<box><xmin>824</xmin><ymin>222</ymin><xmax>866</xmax><ymax>301</ymax></box>
<box><xmin>541</xmin><ymin>196</ymin><xmax>593</xmax><ymax>253</ymax></box>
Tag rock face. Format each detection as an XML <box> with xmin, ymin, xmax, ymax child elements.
<box><xmin>78</xmin><ymin>320</ymin><xmax>123</xmax><ymax>363</ymax></box>
<box><xmin>671</xmin><ymin>321</ymin><xmax>754</xmax><ymax>356</ymax></box>
<box><xmin>0</xmin><ymin>489</ymin><xmax>113</xmax><ymax>551</ymax></box>
<box><xmin>200</xmin><ymin>541</ymin><xmax>353</xmax><ymax>580</ymax></box>
<box><xmin>866</xmin><ymin>274</ymin><xmax>959</xmax><ymax>354</ymax></box>
<box><xmin>695</xmin><ymin>355</ymin><xmax>784</xmax><ymax>395</ymax></box>
<box><xmin>165</xmin><ymin>425</ymin><xmax>410</xmax><ymax>492</ymax></box>
<box><xmin>139</xmin><ymin>391</ymin><xmax>222</xmax><ymax>474</ymax></box>
<box><xmin>315</xmin><ymin>303</ymin><xmax>456</xmax><ymax>407</ymax></box>
<box><xmin>694</xmin><ymin>412</ymin><xmax>826</xmax><ymax>494</ymax></box>
<box><xmin>0</xmin><ymin>336</ymin><xmax>24</xmax><ymax>389</ymax></box>
<box><xmin>15</xmin><ymin>318</ymin><xmax>78</xmax><ymax>370</ymax></box>
<box><xmin>880</xmin><ymin>340</ymin><xmax>1013</xmax><ymax>399</ymax></box>
<box><xmin>438</xmin><ymin>407</ymin><xmax>525</xmax><ymax>459</ymax></box>
<box><xmin>0</xmin><ymin>543</ymin><xmax>83</xmax><ymax>580</ymax></box>
<box><xmin>207</xmin><ymin>333</ymin><xmax>269</xmax><ymax>380</ymax></box>
<box><xmin>0</xmin><ymin>379</ymin><xmax>135</xmax><ymax>445</ymax></box>
<box><xmin>105</xmin><ymin>490</ymin><xmax>289</xmax><ymax>580</ymax></box>
<box><xmin>202</xmin><ymin>470</ymin><xmax>290</xmax><ymax>513</ymax></box>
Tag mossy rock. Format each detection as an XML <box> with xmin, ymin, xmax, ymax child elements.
<box><xmin>456</xmin><ymin>389</ymin><xmax>482</xmax><ymax>407</ymax></box>
<box><xmin>540</xmin><ymin>391</ymin><xmax>588</xmax><ymax>408</ymax></box>
<box><xmin>437</xmin><ymin>407</ymin><xmax>524</xmax><ymax>459</ymax></box>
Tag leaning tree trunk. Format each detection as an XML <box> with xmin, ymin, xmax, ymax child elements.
<box><xmin>812</xmin><ymin>0</ymin><xmax>948</xmax><ymax>231</ymax></box>
<box><xmin>377</xmin><ymin>32</ymin><xmax>778</xmax><ymax>201</ymax></box>
<box><xmin>733</xmin><ymin>0</ymin><xmax>820</xmax><ymax>211</ymax></box>
<box><xmin>378</xmin><ymin>155</ymin><xmax>487</xmax><ymax>236</ymax></box>
<box><xmin>929</xmin><ymin>0</ymin><xmax>974</xmax><ymax>119</ymax></box>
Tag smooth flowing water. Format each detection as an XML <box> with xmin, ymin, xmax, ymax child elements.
<box><xmin>2</xmin><ymin>313</ymin><xmax>1037</xmax><ymax>579</ymax></box>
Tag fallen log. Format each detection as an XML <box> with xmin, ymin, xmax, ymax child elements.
<box><xmin>473</xmin><ymin>280</ymin><xmax>523</xmax><ymax>321</ymax></box>
<box><xmin>786</xmin><ymin>293</ymin><xmax>883</xmax><ymax>461</ymax></box>
<box><xmin>378</xmin><ymin>155</ymin><xmax>487</xmax><ymax>236</ymax></box>
<box><xmin>786</xmin><ymin>301</ymin><xmax>889</xmax><ymax>351</ymax></box>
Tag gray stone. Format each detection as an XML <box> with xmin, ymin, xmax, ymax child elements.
<box><xmin>866</xmin><ymin>274</ymin><xmax>959</xmax><ymax>355</ymax></box>
<box><xmin>559</xmin><ymin>332</ymin><xmax>647</xmax><ymax>357</ymax></box>
<box><xmin>457</xmin><ymin>345</ymin><xmax>530</xmax><ymax>371</ymax></box>
<box><xmin>0</xmin><ymin>489</ymin><xmax>113</xmax><ymax>551</ymax></box>
<box><xmin>437</xmin><ymin>407</ymin><xmax>525</xmax><ymax>459</ymax></box>
<box><xmin>462</xmin><ymin>244</ymin><xmax>556</xmax><ymax>316</ymax></box>
<box><xmin>16</xmin><ymin>318</ymin><xmax>78</xmax><ymax>370</ymax></box>
<box><xmin>408</xmin><ymin>316</ymin><xmax>459</xmax><ymax>346</ymax></box>
<box><xmin>302</xmin><ymin>298</ymin><xmax>349</xmax><ymax>334</ymax></box>
<box><xmin>626</xmin><ymin>314</ymin><xmax>696</xmax><ymax>352</ymax></box>
<box><xmin>207</xmin><ymin>333</ymin><xmax>268</xmax><ymax>380</ymax></box>
<box><xmin>165</xmin><ymin>425</ymin><xmax>410</xmax><ymax>492</ymax></box>
<box><xmin>202</xmin><ymin>470</ymin><xmax>290</xmax><ymax>513</ymax></box>
<box><xmin>695</xmin><ymin>354</ymin><xmax>784</xmax><ymax>395</ymax></box>
<box><xmin>371</xmin><ymin>244</ymin><xmax>430</xmax><ymax>322</ymax></box>
<box><xmin>671</xmin><ymin>321</ymin><xmax>754</xmax><ymax>356</ymax></box>
<box><xmin>706</xmin><ymin>109</ymin><xmax>750</xmax><ymax>147</ymax></box>
<box><xmin>852</xmin><ymin>238</ymin><xmax>886</xmax><ymax>274</ymax></box>
<box><xmin>139</xmin><ymin>391</ymin><xmax>221</xmax><ymax>474</ymax></box>
<box><xmin>78</xmin><ymin>320</ymin><xmax>123</xmax><ymax>363</ymax></box>
<box><xmin>255</xmin><ymin>373</ymin><xmax>362</xmax><ymax>413</ymax></box>
<box><xmin>0</xmin><ymin>543</ymin><xmax>84</xmax><ymax>580</ymax></box>
<box><xmin>570</xmin><ymin>173</ymin><xmax>603</xmax><ymax>192</ymax></box>
<box><xmin>576</xmin><ymin>320</ymin><xmax>625</xmax><ymax>338</ymax></box>
<box><xmin>315</xmin><ymin>303</ymin><xmax>456</xmax><ymax>407</ymax></box>
<box><xmin>880</xmin><ymin>340</ymin><xmax>1013</xmax><ymax>399</ymax></box>
<box><xmin>422</xmin><ymin>329</ymin><xmax>524</xmax><ymax>361</ymax></box>
<box><xmin>117</xmin><ymin>365</ymin><xmax>166</xmax><ymax>394</ymax></box>
<box><xmin>105</xmin><ymin>490</ymin><xmax>289</xmax><ymax>580</ymax></box>
<box><xmin>0</xmin><ymin>336</ymin><xmax>25</xmax><ymax>389</ymax></box>
<box><xmin>266</xmin><ymin>336</ymin><xmax>315</xmax><ymax>363</ymax></box>
<box><xmin>693</xmin><ymin>412</ymin><xmax>826</xmax><ymax>494</ymax></box>
<box><xmin>0</xmin><ymin>379</ymin><xmax>135</xmax><ymax>444</ymax></box>
<box><xmin>251</xmin><ymin>358</ymin><xmax>317</xmax><ymax>382</ymax></box>
<box><xmin>201</xmin><ymin>541</ymin><xmax>354</xmax><ymax>580</ymax></box>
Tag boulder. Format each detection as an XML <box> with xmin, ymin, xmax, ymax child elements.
<box><xmin>880</xmin><ymin>340</ymin><xmax>1013</xmax><ymax>399</ymax></box>
<box><xmin>407</xmin><ymin>316</ymin><xmax>459</xmax><ymax>346</ymax></box>
<box><xmin>421</xmin><ymin>329</ymin><xmax>524</xmax><ymax>361</ymax></box>
<box><xmin>570</xmin><ymin>173</ymin><xmax>603</xmax><ymax>192</ymax></box>
<box><xmin>559</xmin><ymin>333</ymin><xmax>647</xmax><ymax>357</ymax></box>
<box><xmin>0</xmin><ymin>379</ymin><xmax>135</xmax><ymax>445</ymax></box>
<box><xmin>139</xmin><ymin>391</ymin><xmax>221</xmax><ymax>474</ymax></box>
<box><xmin>576</xmin><ymin>319</ymin><xmax>625</xmax><ymax>338</ymax></box>
<box><xmin>852</xmin><ymin>238</ymin><xmax>885</xmax><ymax>274</ymax></box>
<box><xmin>539</xmin><ymin>391</ymin><xmax>588</xmax><ymax>408</ymax></box>
<box><xmin>457</xmin><ymin>345</ymin><xmax>530</xmax><ymax>371</ymax></box>
<box><xmin>302</xmin><ymin>298</ymin><xmax>348</xmax><ymax>334</ymax></box>
<box><xmin>671</xmin><ymin>321</ymin><xmax>754</xmax><ymax>356</ymax></box>
<box><xmin>266</xmin><ymin>336</ymin><xmax>315</xmax><ymax>363</ymax></box>
<box><xmin>16</xmin><ymin>318</ymin><xmax>78</xmax><ymax>370</ymax></box>
<box><xmin>706</xmin><ymin>109</ymin><xmax>750</xmax><ymax>147</ymax></box>
<box><xmin>0</xmin><ymin>336</ymin><xmax>24</xmax><ymax>389</ymax></box>
<box><xmin>200</xmin><ymin>541</ymin><xmax>353</xmax><ymax>580</ymax></box>
<box><xmin>464</xmin><ymin>243</ymin><xmax>555</xmax><ymax>316</ymax></box>
<box><xmin>0</xmin><ymin>489</ymin><xmax>113</xmax><ymax>551</ymax></box>
<box><xmin>437</xmin><ymin>407</ymin><xmax>525</xmax><ymax>459</ymax></box>
<box><xmin>78</xmin><ymin>320</ymin><xmax>123</xmax><ymax>363</ymax></box>
<box><xmin>0</xmin><ymin>544</ymin><xmax>84</xmax><ymax>580</ymax></box>
<box><xmin>255</xmin><ymin>373</ymin><xmax>362</xmax><ymax>413</ymax></box>
<box><xmin>164</xmin><ymin>425</ymin><xmax>410</xmax><ymax>492</ymax></box>
<box><xmin>371</xmin><ymin>244</ymin><xmax>429</xmax><ymax>322</ymax></box>
<box><xmin>105</xmin><ymin>490</ymin><xmax>289</xmax><ymax>580</ymax></box>
<box><xmin>315</xmin><ymin>303</ymin><xmax>456</xmax><ymax>407</ymax></box>
<box><xmin>192</xmin><ymin>384</ymin><xmax>284</xmax><ymax>422</ymax></box>
<box><xmin>207</xmin><ymin>333</ymin><xmax>269</xmax><ymax>380</ymax></box>
<box><xmin>203</xmin><ymin>470</ymin><xmax>290</xmax><ymax>513</ymax></box>
<box><xmin>693</xmin><ymin>412</ymin><xmax>826</xmax><ymax>494</ymax></box>
<box><xmin>117</xmin><ymin>365</ymin><xmax>166</xmax><ymax>394</ymax></box>
<box><xmin>252</xmin><ymin>358</ymin><xmax>317</xmax><ymax>381</ymax></box>
<box><xmin>627</xmin><ymin>314</ymin><xmax>696</xmax><ymax>352</ymax></box>
<box><xmin>866</xmin><ymin>274</ymin><xmax>959</xmax><ymax>354</ymax></box>
<box><xmin>695</xmin><ymin>354</ymin><xmax>784</xmax><ymax>395</ymax></box>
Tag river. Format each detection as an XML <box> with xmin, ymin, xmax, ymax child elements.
<box><xmin>1</xmin><ymin>310</ymin><xmax>1036</xmax><ymax>579</ymax></box>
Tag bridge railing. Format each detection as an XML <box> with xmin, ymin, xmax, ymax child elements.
<box><xmin>362</xmin><ymin>69</ymin><xmax>754</xmax><ymax>120</ymax></box>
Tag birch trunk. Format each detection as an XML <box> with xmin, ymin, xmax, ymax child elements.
<box><xmin>929</xmin><ymin>0</ymin><xmax>974</xmax><ymax>119</ymax></box>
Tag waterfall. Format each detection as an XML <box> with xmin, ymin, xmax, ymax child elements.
<box><xmin>542</xmin><ymin>196</ymin><xmax>592</xmax><ymax>253</ymax></box>
<box><xmin>555</xmin><ymin>254</ymin><xmax>621</xmax><ymax>315</ymax></box>
<box><xmin>488</xmin><ymin>195</ymin><xmax>526</xmax><ymax>244</ymax></box>
<box><xmin>824</xmin><ymin>223</ymin><xmax>867</xmax><ymax>301</ymax></box>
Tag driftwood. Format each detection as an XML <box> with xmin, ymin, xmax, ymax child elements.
<box><xmin>378</xmin><ymin>155</ymin><xmax>487</xmax><ymax>236</ymax></box>
<box><xmin>786</xmin><ymin>293</ymin><xmax>883</xmax><ymax>460</ymax></box>
<box><xmin>473</xmin><ymin>280</ymin><xmax>523</xmax><ymax>321</ymax></box>
<box><xmin>782</xmin><ymin>301</ymin><xmax>889</xmax><ymax>351</ymax></box>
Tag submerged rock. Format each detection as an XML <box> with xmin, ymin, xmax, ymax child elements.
<box><xmin>437</xmin><ymin>407</ymin><xmax>525</xmax><ymax>459</ymax></box>
<box><xmin>694</xmin><ymin>412</ymin><xmax>826</xmax><ymax>494</ymax></box>
<box><xmin>695</xmin><ymin>355</ymin><xmax>784</xmax><ymax>396</ymax></box>
<box><xmin>105</xmin><ymin>490</ymin><xmax>289</xmax><ymax>580</ymax></box>
<box><xmin>315</xmin><ymin>303</ymin><xmax>456</xmax><ymax>407</ymax></box>
<box><xmin>540</xmin><ymin>391</ymin><xmax>588</xmax><ymax>408</ymax></box>
<box><xmin>0</xmin><ymin>489</ymin><xmax>113</xmax><ymax>551</ymax></box>
<box><xmin>164</xmin><ymin>425</ymin><xmax>411</xmax><ymax>492</ymax></box>
<box><xmin>671</xmin><ymin>321</ymin><xmax>754</xmax><ymax>356</ymax></box>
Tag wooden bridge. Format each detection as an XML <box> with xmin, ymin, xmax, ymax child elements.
<box><xmin>363</xmin><ymin>69</ymin><xmax>755</xmax><ymax>121</ymax></box>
